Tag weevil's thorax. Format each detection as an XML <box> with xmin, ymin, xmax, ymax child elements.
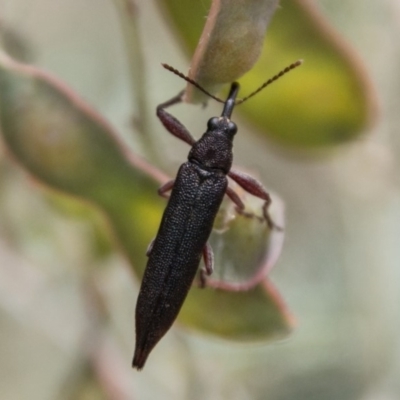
<box><xmin>188</xmin><ymin>116</ymin><xmax>237</xmax><ymax>174</ymax></box>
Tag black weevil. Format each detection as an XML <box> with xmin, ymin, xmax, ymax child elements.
<box><xmin>133</xmin><ymin>61</ymin><xmax>302</xmax><ymax>369</ymax></box>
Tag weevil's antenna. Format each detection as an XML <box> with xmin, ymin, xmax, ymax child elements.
<box><xmin>162</xmin><ymin>59</ymin><xmax>303</xmax><ymax>105</ymax></box>
<box><xmin>235</xmin><ymin>60</ymin><xmax>303</xmax><ymax>105</ymax></box>
<box><xmin>162</xmin><ymin>64</ymin><xmax>225</xmax><ymax>103</ymax></box>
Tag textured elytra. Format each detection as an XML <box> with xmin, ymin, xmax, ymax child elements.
<box><xmin>134</xmin><ymin>162</ymin><xmax>228</xmax><ymax>368</ymax></box>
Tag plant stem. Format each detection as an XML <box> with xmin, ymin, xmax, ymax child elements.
<box><xmin>112</xmin><ymin>0</ymin><xmax>161</xmax><ymax>164</ymax></box>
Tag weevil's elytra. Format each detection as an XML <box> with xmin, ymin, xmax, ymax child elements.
<box><xmin>133</xmin><ymin>62</ymin><xmax>302</xmax><ymax>370</ymax></box>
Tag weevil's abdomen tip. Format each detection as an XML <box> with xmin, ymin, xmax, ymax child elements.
<box><xmin>132</xmin><ymin>347</ymin><xmax>148</xmax><ymax>370</ymax></box>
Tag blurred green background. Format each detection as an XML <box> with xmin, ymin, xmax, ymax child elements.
<box><xmin>1</xmin><ymin>0</ymin><xmax>400</xmax><ymax>399</ymax></box>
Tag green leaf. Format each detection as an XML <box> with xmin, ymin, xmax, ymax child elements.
<box><xmin>175</xmin><ymin>0</ymin><xmax>279</xmax><ymax>102</ymax></box>
<box><xmin>181</xmin><ymin>280</ymin><xmax>294</xmax><ymax>340</ymax></box>
<box><xmin>208</xmin><ymin>191</ymin><xmax>284</xmax><ymax>289</ymax></box>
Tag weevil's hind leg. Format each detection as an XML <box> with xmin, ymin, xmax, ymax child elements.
<box><xmin>157</xmin><ymin>92</ymin><xmax>196</xmax><ymax>146</ymax></box>
<box><xmin>199</xmin><ymin>243</ymin><xmax>214</xmax><ymax>288</ymax></box>
<box><xmin>203</xmin><ymin>242</ymin><xmax>214</xmax><ymax>275</ymax></box>
<box><xmin>228</xmin><ymin>170</ymin><xmax>282</xmax><ymax>230</ymax></box>
<box><xmin>158</xmin><ymin>180</ymin><xmax>175</xmax><ymax>199</ymax></box>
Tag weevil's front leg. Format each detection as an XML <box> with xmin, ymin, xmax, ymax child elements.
<box><xmin>228</xmin><ymin>170</ymin><xmax>282</xmax><ymax>230</ymax></box>
<box><xmin>157</xmin><ymin>180</ymin><xmax>175</xmax><ymax>199</ymax></box>
<box><xmin>199</xmin><ymin>242</ymin><xmax>214</xmax><ymax>288</ymax></box>
<box><xmin>157</xmin><ymin>92</ymin><xmax>196</xmax><ymax>146</ymax></box>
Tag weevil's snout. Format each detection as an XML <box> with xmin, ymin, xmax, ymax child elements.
<box><xmin>221</xmin><ymin>82</ymin><xmax>240</xmax><ymax>119</ymax></box>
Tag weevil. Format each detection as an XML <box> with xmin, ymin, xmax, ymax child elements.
<box><xmin>133</xmin><ymin>61</ymin><xmax>302</xmax><ymax>369</ymax></box>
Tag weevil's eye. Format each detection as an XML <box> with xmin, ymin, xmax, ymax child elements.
<box><xmin>207</xmin><ymin>117</ymin><xmax>220</xmax><ymax>130</ymax></box>
<box><xmin>227</xmin><ymin>121</ymin><xmax>237</xmax><ymax>136</ymax></box>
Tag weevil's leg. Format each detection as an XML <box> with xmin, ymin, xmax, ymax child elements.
<box><xmin>146</xmin><ymin>239</ymin><xmax>155</xmax><ymax>257</ymax></box>
<box><xmin>226</xmin><ymin>186</ymin><xmax>256</xmax><ymax>219</ymax></box>
<box><xmin>228</xmin><ymin>170</ymin><xmax>282</xmax><ymax>230</ymax></box>
<box><xmin>199</xmin><ymin>243</ymin><xmax>214</xmax><ymax>288</ymax></box>
<box><xmin>158</xmin><ymin>180</ymin><xmax>175</xmax><ymax>199</ymax></box>
<box><xmin>202</xmin><ymin>243</ymin><xmax>214</xmax><ymax>275</ymax></box>
<box><xmin>260</xmin><ymin>201</ymin><xmax>283</xmax><ymax>231</ymax></box>
<box><xmin>226</xmin><ymin>186</ymin><xmax>245</xmax><ymax>213</ymax></box>
<box><xmin>157</xmin><ymin>92</ymin><xmax>196</xmax><ymax>146</ymax></box>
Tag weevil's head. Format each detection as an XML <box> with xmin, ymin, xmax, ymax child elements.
<box><xmin>188</xmin><ymin>83</ymin><xmax>240</xmax><ymax>173</ymax></box>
